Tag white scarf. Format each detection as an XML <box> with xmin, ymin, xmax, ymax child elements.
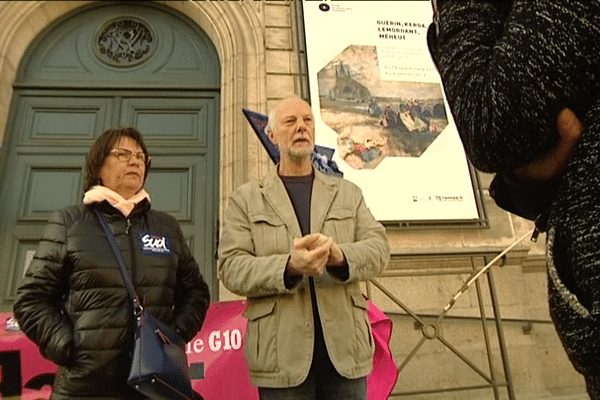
<box><xmin>83</xmin><ymin>186</ymin><xmax>150</xmax><ymax>217</ymax></box>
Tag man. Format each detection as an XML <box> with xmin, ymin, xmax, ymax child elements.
<box><xmin>218</xmin><ymin>96</ymin><xmax>390</xmax><ymax>400</ymax></box>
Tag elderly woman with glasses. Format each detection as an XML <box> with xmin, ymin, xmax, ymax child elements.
<box><xmin>14</xmin><ymin>127</ymin><xmax>210</xmax><ymax>400</ymax></box>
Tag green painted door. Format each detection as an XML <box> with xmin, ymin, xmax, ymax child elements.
<box><xmin>0</xmin><ymin>2</ymin><xmax>220</xmax><ymax>311</ymax></box>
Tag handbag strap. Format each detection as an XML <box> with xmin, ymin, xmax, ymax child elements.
<box><xmin>94</xmin><ymin>208</ymin><xmax>142</xmax><ymax>313</ymax></box>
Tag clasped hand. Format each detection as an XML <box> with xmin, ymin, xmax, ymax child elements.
<box><xmin>514</xmin><ymin>108</ymin><xmax>583</xmax><ymax>181</ymax></box>
<box><xmin>286</xmin><ymin>233</ymin><xmax>345</xmax><ymax>277</ymax></box>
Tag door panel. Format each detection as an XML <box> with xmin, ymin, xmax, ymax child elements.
<box><xmin>145</xmin><ymin>167</ymin><xmax>193</xmax><ymax>221</ymax></box>
<box><xmin>8</xmin><ymin>154</ymin><xmax>86</xmax><ymax>223</ymax></box>
<box><xmin>22</xmin><ymin>168</ymin><xmax>83</xmax><ymax>220</ymax></box>
<box><xmin>17</xmin><ymin>96</ymin><xmax>113</xmax><ymax>144</ymax></box>
<box><xmin>4</xmin><ymin>239</ymin><xmax>38</xmax><ymax>303</ymax></box>
<box><xmin>0</xmin><ymin>153</ymin><xmax>86</xmax><ymax>304</ymax></box>
<box><xmin>121</xmin><ymin>97</ymin><xmax>213</xmax><ymax>145</ymax></box>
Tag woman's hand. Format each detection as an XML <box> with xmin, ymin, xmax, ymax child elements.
<box><xmin>513</xmin><ymin>108</ymin><xmax>583</xmax><ymax>181</ymax></box>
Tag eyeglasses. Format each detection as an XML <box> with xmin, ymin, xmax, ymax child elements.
<box><xmin>110</xmin><ymin>148</ymin><xmax>149</xmax><ymax>164</ymax></box>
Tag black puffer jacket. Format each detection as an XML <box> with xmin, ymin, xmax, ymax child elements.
<box><xmin>14</xmin><ymin>199</ymin><xmax>210</xmax><ymax>400</ymax></box>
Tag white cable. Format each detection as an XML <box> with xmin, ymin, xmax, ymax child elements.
<box><xmin>442</xmin><ymin>227</ymin><xmax>535</xmax><ymax>314</ymax></box>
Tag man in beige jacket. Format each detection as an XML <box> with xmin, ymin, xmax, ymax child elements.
<box><xmin>218</xmin><ymin>96</ymin><xmax>390</xmax><ymax>400</ymax></box>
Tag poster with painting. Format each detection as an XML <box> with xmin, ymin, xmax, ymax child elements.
<box><xmin>303</xmin><ymin>0</ymin><xmax>481</xmax><ymax>222</ymax></box>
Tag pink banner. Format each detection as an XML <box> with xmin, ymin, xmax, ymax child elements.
<box><xmin>0</xmin><ymin>300</ymin><xmax>397</xmax><ymax>399</ymax></box>
<box><xmin>189</xmin><ymin>300</ymin><xmax>257</xmax><ymax>399</ymax></box>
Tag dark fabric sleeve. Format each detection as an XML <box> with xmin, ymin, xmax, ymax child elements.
<box><xmin>283</xmin><ymin>267</ymin><xmax>303</xmax><ymax>290</ymax></box>
<box><xmin>172</xmin><ymin>220</ymin><xmax>211</xmax><ymax>343</ymax></box>
<box><xmin>428</xmin><ymin>1</ymin><xmax>594</xmax><ymax>172</ymax></box>
<box><xmin>13</xmin><ymin>209</ymin><xmax>75</xmax><ymax>366</ymax></box>
<box><xmin>327</xmin><ymin>261</ymin><xmax>349</xmax><ymax>282</ymax></box>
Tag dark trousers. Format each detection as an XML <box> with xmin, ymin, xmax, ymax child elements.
<box><xmin>258</xmin><ymin>330</ymin><xmax>367</xmax><ymax>400</ymax></box>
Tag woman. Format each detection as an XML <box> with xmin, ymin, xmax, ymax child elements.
<box><xmin>427</xmin><ymin>1</ymin><xmax>600</xmax><ymax>397</ymax></box>
<box><xmin>14</xmin><ymin>127</ymin><xmax>210</xmax><ymax>399</ymax></box>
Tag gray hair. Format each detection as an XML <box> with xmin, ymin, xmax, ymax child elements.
<box><xmin>266</xmin><ymin>106</ymin><xmax>278</xmax><ymax>136</ymax></box>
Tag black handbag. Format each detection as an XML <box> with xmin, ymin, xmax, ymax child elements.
<box><xmin>95</xmin><ymin>208</ymin><xmax>195</xmax><ymax>400</ymax></box>
<box><xmin>489</xmin><ymin>172</ymin><xmax>557</xmax><ymax>221</ymax></box>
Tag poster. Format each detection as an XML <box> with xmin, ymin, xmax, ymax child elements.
<box><xmin>302</xmin><ymin>0</ymin><xmax>481</xmax><ymax>222</ymax></box>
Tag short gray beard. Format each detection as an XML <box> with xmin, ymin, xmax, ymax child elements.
<box><xmin>288</xmin><ymin>145</ymin><xmax>313</xmax><ymax>161</ymax></box>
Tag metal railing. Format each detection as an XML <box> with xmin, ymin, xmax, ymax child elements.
<box><xmin>364</xmin><ymin>243</ymin><xmax>535</xmax><ymax>400</ymax></box>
